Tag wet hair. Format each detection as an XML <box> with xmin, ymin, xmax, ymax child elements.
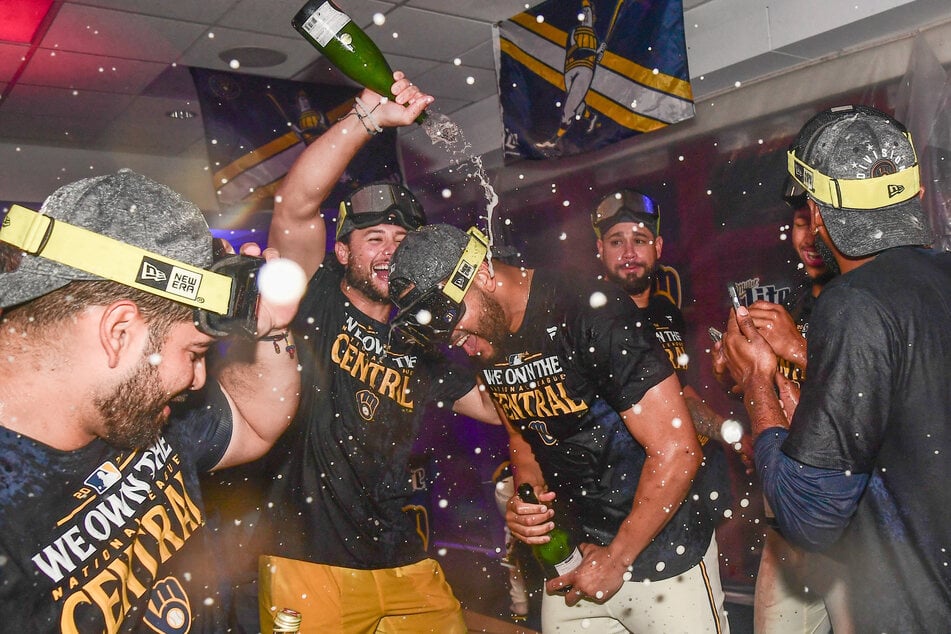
<box><xmin>3</xmin><ymin>279</ymin><xmax>191</xmax><ymax>345</ymax></box>
<box><xmin>0</xmin><ymin>243</ymin><xmax>20</xmax><ymax>273</ymax></box>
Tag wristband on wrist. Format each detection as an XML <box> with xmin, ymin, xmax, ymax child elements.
<box><xmin>338</xmin><ymin>97</ymin><xmax>383</xmax><ymax>136</ymax></box>
<box><xmin>259</xmin><ymin>330</ymin><xmax>296</xmax><ymax>357</ymax></box>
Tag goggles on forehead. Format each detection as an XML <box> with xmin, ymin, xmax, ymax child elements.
<box><xmin>388</xmin><ymin>227</ymin><xmax>489</xmax><ymax>353</ymax></box>
<box><xmin>787</xmin><ymin>105</ymin><xmax>921</xmax><ymax>210</ymax></box>
<box><xmin>591</xmin><ymin>190</ymin><xmax>659</xmax><ymax>238</ymax></box>
<box><xmin>0</xmin><ymin>204</ymin><xmax>262</xmax><ymax>338</ymax></box>
<box><xmin>337</xmin><ymin>182</ymin><xmax>426</xmax><ymax>240</ymax></box>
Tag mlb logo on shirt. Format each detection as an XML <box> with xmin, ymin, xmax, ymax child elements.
<box><xmin>84</xmin><ymin>461</ymin><xmax>122</xmax><ymax>494</ymax></box>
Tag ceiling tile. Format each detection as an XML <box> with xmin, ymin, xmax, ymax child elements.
<box><xmin>0</xmin><ymin>111</ymin><xmax>107</xmax><ymax>146</ymax></box>
<box><xmin>370</xmin><ymin>6</ymin><xmax>494</xmax><ymax>61</ymax></box>
<box><xmin>415</xmin><ymin>63</ymin><xmax>498</xmax><ymax>102</ymax></box>
<box><xmin>64</xmin><ymin>0</ymin><xmax>240</xmax><ymax>24</ymax></box>
<box><xmin>406</xmin><ymin>0</ymin><xmax>539</xmax><ymax>23</ymax></box>
<box><xmin>2</xmin><ymin>84</ymin><xmax>134</xmax><ymax>119</ymax></box>
<box><xmin>18</xmin><ymin>49</ymin><xmax>170</xmax><ymax>94</ymax></box>
<box><xmin>99</xmin><ymin>95</ymin><xmax>206</xmax><ymax>154</ymax></box>
<box><xmin>458</xmin><ymin>39</ymin><xmax>497</xmax><ymax>70</ymax></box>
<box><xmin>324</xmin><ymin>0</ymin><xmax>399</xmax><ymax>28</ymax></box>
<box><xmin>142</xmin><ymin>65</ymin><xmax>202</xmax><ymax>100</ymax></box>
<box><xmin>179</xmin><ymin>27</ymin><xmax>321</xmax><ymax>79</ymax></box>
<box><xmin>41</xmin><ymin>3</ymin><xmax>206</xmax><ymax>63</ymax></box>
<box><xmin>0</xmin><ymin>43</ymin><xmax>30</xmax><ymax>83</ymax></box>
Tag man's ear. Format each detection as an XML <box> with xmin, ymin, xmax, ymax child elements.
<box><xmin>474</xmin><ymin>261</ymin><xmax>496</xmax><ymax>293</ymax></box>
<box><xmin>654</xmin><ymin>235</ymin><xmax>664</xmax><ymax>259</ymax></box>
<box><xmin>334</xmin><ymin>240</ymin><xmax>350</xmax><ymax>266</ymax></box>
<box><xmin>99</xmin><ymin>300</ymin><xmax>145</xmax><ymax>369</ymax></box>
<box><xmin>808</xmin><ymin>198</ymin><xmax>824</xmax><ymax>233</ymax></box>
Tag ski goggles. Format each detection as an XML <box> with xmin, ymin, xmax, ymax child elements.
<box><xmin>0</xmin><ymin>204</ymin><xmax>263</xmax><ymax>338</ymax></box>
<box><xmin>336</xmin><ymin>182</ymin><xmax>426</xmax><ymax>240</ymax></box>
<box><xmin>388</xmin><ymin>227</ymin><xmax>488</xmax><ymax>352</ymax></box>
<box><xmin>591</xmin><ymin>189</ymin><xmax>660</xmax><ymax>238</ymax></box>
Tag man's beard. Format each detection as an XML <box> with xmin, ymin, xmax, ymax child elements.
<box><xmin>607</xmin><ymin>261</ymin><xmax>655</xmax><ymax>297</ymax></box>
<box><xmin>814</xmin><ymin>234</ymin><xmax>841</xmax><ymax>277</ymax></box>
<box><xmin>345</xmin><ymin>263</ymin><xmax>388</xmax><ymax>303</ymax></box>
<box><xmin>95</xmin><ymin>349</ymin><xmax>172</xmax><ymax>450</ymax></box>
<box><xmin>470</xmin><ymin>290</ymin><xmax>511</xmax><ymax>365</ymax></box>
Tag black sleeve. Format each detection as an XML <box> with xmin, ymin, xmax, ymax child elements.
<box><xmin>170</xmin><ymin>380</ymin><xmax>234</xmax><ymax>472</ymax></box>
<box><xmin>575</xmin><ymin>282</ymin><xmax>674</xmax><ymax>412</ymax></box>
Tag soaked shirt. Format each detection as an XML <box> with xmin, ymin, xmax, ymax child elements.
<box><xmin>779</xmin><ymin>247</ymin><xmax>951</xmax><ymax>630</ymax></box>
<box><xmin>0</xmin><ymin>385</ymin><xmax>232</xmax><ymax>633</ymax></box>
<box><xmin>481</xmin><ymin>269</ymin><xmax>715</xmax><ymax>581</ymax></box>
<box><xmin>252</xmin><ymin>258</ymin><xmax>473</xmax><ymax>570</ymax></box>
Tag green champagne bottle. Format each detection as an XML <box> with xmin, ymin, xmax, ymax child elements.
<box><xmin>516</xmin><ymin>483</ymin><xmax>583</xmax><ymax>580</ymax></box>
<box><xmin>292</xmin><ymin>0</ymin><xmax>425</xmax><ymax>122</ymax></box>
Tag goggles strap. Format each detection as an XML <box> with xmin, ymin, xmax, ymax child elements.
<box><xmin>442</xmin><ymin>227</ymin><xmax>489</xmax><ymax>303</ymax></box>
<box><xmin>0</xmin><ymin>205</ymin><xmax>233</xmax><ymax>314</ymax></box>
<box><xmin>787</xmin><ymin>130</ymin><xmax>920</xmax><ymax>210</ymax></box>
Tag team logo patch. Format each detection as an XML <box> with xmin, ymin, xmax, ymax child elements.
<box><xmin>356</xmin><ymin>389</ymin><xmax>380</xmax><ymax>421</ymax></box>
<box><xmin>84</xmin><ymin>461</ymin><xmax>122</xmax><ymax>494</ymax></box>
<box><xmin>137</xmin><ymin>256</ymin><xmax>202</xmax><ymax>301</ymax></box>
<box><xmin>869</xmin><ymin>158</ymin><xmax>898</xmax><ymax>178</ymax></box>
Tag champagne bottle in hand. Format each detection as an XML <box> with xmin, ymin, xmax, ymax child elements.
<box><xmin>292</xmin><ymin>0</ymin><xmax>425</xmax><ymax>122</ymax></box>
<box><xmin>516</xmin><ymin>483</ymin><xmax>583</xmax><ymax>580</ymax></box>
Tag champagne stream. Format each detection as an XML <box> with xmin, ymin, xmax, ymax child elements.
<box><xmin>422</xmin><ymin>113</ymin><xmax>500</xmax><ymax>270</ymax></box>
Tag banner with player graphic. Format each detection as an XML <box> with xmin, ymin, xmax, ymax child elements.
<box><xmin>189</xmin><ymin>68</ymin><xmax>401</xmax><ymax>213</ymax></box>
<box><xmin>494</xmin><ymin>0</ymin><xmax>694</xmax><ymax>161</ymax></box>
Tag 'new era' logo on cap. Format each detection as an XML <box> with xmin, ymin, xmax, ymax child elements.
<box><xmin>450</xmin><ymin>261</ymin><xmax>476</xmax><ymax>291</ymax></box>
<box><xmin>137</xmin><ymin>256</ymin><xmax>202</xmax><ymax>301</ymax></box>
<box><xmin>887</xmin><ymin>184</ymin><xmax>905</xmax><ymax>199</ymax></box>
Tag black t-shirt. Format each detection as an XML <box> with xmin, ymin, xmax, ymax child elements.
<box><xmin>0</xmin><ymin>384</ymin><xmax>232</xmax><ymax>633</ymax></box>
<box><xmin>643</xmin><ymin>293</ymin><xmax>689</xmax><ymax>376</ymax></box>
<box><xmin>252</xmin><ymin>258</ymin><xmax>474</xmax><ymax>570</ymax></box>
<box><xmin>783</xmin><ymin>247</ymin><xmax>951</xmax><ymax>630</ymax></box>
<box><xmin>480</xmin><ymin>269</ymin><xmax>715</xmax><ymax>581</ymax></box>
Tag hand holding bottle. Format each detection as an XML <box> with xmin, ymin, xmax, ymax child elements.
<box><xmin>506</xmin><ymin>483</ymin><xmax>556</xmax><ymax>545</ymax></box>
<box><xmin>550</xmin><ymin>542</ymin><xmax>628</xmax><ymax>607</ymax></box>
<box><xmin>514</xmin><ymin>484</ymin><xmax>628</xmax><ymax>606</ymax></box>
<box><xmin>355</xmin><ymin>71</ymin><xmax>434</xmax><ymax>129</ymax></box>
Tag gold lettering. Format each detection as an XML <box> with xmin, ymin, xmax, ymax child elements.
<box><xmin>548</xmin><ymin>382</ymin><xmax>586</xmax><ymax>414</ymax></box>
<box><xmin>352</xmin><ymin>347</ymin><xmax>372</xmax><ymax>382</ymax></box>
<box><xmin>378</xmin><ymin>367</ymin><xmax>401</xmax><ymax>402</ymax></box>
<box><xmin>338</xmin><ymin>340</ymin><xmax>359</xmax><ymax>373</ymax></box>
<box><xmin>528</xmin><ymin>391</ymin><xmax>553</xmax><ymax>417</ymax></box>
<box><xmin>331</xmin><ymin>332</ymin><xmax>415</xmax><ymax>408</ymax></box>
<box><xmin>59</xmin><ymin>539</ymin><xmax>158</xmax><ymax>634</ymax></box>
<box><xmin>162</xmin><ymin>472</ymin><xmax>203</xmax><ymax>538</ymax></box>
<box><xmin>138</xmin><ymin>506</ymin><xmax>184</xmax><ymax>562</ymax></box>
<box><xmin>488</xmin><ymin>382</ymin><xmax>585</xmax><ymax>420</ymax></box>
<box><xmin>330</xmin><ymin>332</ymin><xmax>349</xmax><ymax>364</ymax></box>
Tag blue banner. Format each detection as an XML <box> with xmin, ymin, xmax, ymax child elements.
<box><xmin>495</xmin><ymin>0</ymin><xmax>694</xmax><ymax>161</ymax></box>
<box><xmin>189</xmin><ymin>67</ymin><xmax>402</xmax><ymax>213</ymax></box>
